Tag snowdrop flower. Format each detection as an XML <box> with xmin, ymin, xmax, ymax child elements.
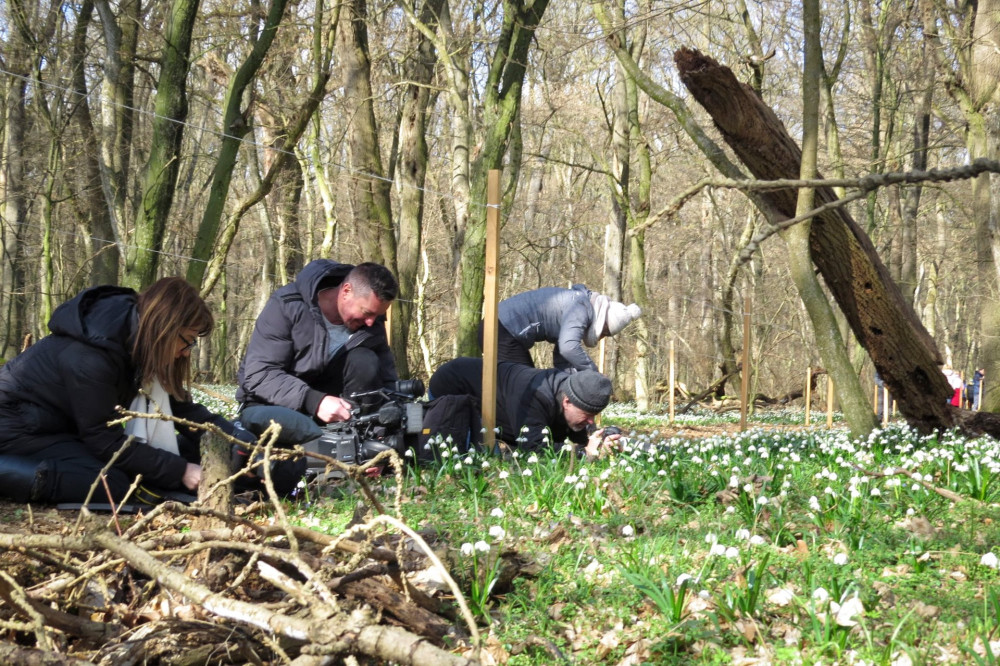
<box><xmin>676</xmin><ymin>573</ymin><xmax>694</xmax><ymax>586</ymax></box>
<box><xmin>474</xmin><ymin>540</ymin><xmax>490</xmax><ymax>553</ymax></box>
<box><xmin>725</xmin><ymin>546</ymin><xmax>740</xmax><ymax>559</ymax></box>
<box><xmin>460</xmin><ymin>542</ymin><xmax>475</xmax><ymax>557</ymax></box>
<box><xmin>705</xmin><ymin>533</ymin><xmax>718</xmax><ymax>544</ymax></box>
<box><xmin>522</xmin><ymin>468</ymin><xmax>533</xmax><ymax>477</ymax></box>
<box><xmin>621</xmin><ymin>524</ymin><xmax>635</xmax><ymax>537</ymax></box>
<box><xmin>453</xmin><ymin>461</ymin><xmax>462</xmax><ymax>471</ymax></box>
<box><xmin>743</xmin><ymin>483</ymin><xmax>754</xmax><ymax>493</ymax></box>
<box><xmin>833</xmin><ymin>552</ymin><xmax>849</xmax><ymax>566</ymax></box>
<box><xmin>906</xmin><ymin>507</ymin><xmax>915</xmax><ymax>516</ymax></box>
<box><xmin>481</xmin><ymin>460</ymin><xmax>491</xmax><ymax>470</ymax></box>
<box><xmin>561</xmin><ymin>443</ymin><xmax>574</xmax><ymax>453</ymax></box>
<box><xmin>463</xmin><ymin>456</ymin><xmax>473</xmax><ymax>465</ymax></box>
<box><xmin>756</xmin><ymin>495</ymin><xmax>769</xmax><ymax>506</ymax></box>
<box><xmin>404</xmin><ymin>448</ymin><xmax>414</xmax><ymax>458</ymax></box>
<box><xmin>575</xmin><ymin>481</ymin><xmax>585</xmax><ymax>491</ymax></box>
<box><xmin>812</xmin><ymin>587</ymin><xmax>830</xmax><ymax>604</ymax></box>
<box><xmin>489</xmin><ymin>525</ymin><xmax>506</xmax><ymax>540</ymax></box>
<box><xmin>498</xmin><ymin>470</ymin><xmax>509</xmax><ymax>480</ymax></box>
<box><xmin>564</xmin><ymin>475</ymin><xmax>579</xmax><ymax>484</ymax></box>
<box><xmin>981</xmin><ymin>552</ymin><xmax>999</xmax><ymax>569</ymax></box>
<box><xmin>870</xmin><ymin>487</ymin><xmax>881</xmax><ymax>497</ymax></box>
<box><xmin>749</xmin><ymin>535</ymin><xmax>767</xmax><ymax>546</ymax></box>
<box><xmin>709</xmin><ymin>544</ymin><xmax>727</xmax><ymax>557</ymax></box>
<box><xmin>735</xmin><ymin>528</ymin><xmax>751</xmax><ymax>541</ymax></box>
<box><xmin>725</xmin><ymin>506</ymin><xmax>736</xmax><ymax>514</ymax></box>
<box><xmin>527</xmin><ymin>454</ymin><xmax>539</xmax><ymax>464</ymax></box>
<box><xmin>490</xmin><ymin>507</ymin><xmax>505</xmax><ymax>519</ymax></box>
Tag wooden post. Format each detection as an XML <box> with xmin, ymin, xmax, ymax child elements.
<box><xmin>826</xmin><ymin>375</ymin><xmax>834</xmax><ymax>429</ymax></box>
<box><xmin>384</xmin><ymin>303</ymin><xmax>392</xmax><ymax>346</ymax></box>
<box><xmin>872</xmin><ymin>377</ymin><xmax>878</xmax><ymax>415</ymax></box>
<box><xmin>883</xmin><ymin>386</ymin><xmax>890</xmax><ymax>426</ymax></box>
<box><xmin>596</xmin><ymin>337</ymin><xmax>607</xmax><ymax>427</ymax></box>
<box><xmin>481</xmin><ymin>170</ymin><xmax>501</xmax><ymax>454</ymax></box>
<box><xmin>668</xmin><ymin>340</ymin><xmax>675</xmax><ymax>425</ymax></box>
<box><xmin>804</xmin><ymin>367</ymin><xmax>812</xmax><ymax>426</ymax></box>
<box><xmin>740</xmin><ymin>294</ymin><xmax>751</xmax><ymax>432</ymax></box>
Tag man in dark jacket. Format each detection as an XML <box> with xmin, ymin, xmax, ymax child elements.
<box><xmin>236</xmin><ymin>259</ymin><xmax>399</xmax><ymax>445</ymax></box>
<box><xmin>428</xmin><ymin>357</ymin><xmax>618</xmax><ymax>454</ymax></box>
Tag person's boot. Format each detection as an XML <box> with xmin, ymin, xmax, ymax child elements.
<box><xmin>0</xmin><ymin>456</ymin><xmax>49</xmax><ymax>502</ymax></box>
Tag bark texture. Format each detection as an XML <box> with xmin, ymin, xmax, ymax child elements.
<box><xmin>673</xmin><ymin>48</ymin><xmax>956</xmax><ymax>432</ymax></box>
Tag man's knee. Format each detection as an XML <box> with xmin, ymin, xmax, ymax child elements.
<box><xmin>240</xmin><ymin>405</ymin><xmax>323</xmax><ymax>446</ymax></box>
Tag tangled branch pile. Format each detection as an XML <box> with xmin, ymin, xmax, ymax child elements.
<box><xmin>0</xmin><ymin>483</ymin><xmax>479</xmax><ymax>665</ymax></box>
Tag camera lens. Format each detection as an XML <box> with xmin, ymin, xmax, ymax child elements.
<box><xmin>395</xmin><ymin>378</ymin><xmax>425</xmax><ymax>397</ymax></box>
<box><xmin>603</xmin><ymin>426</ymin><xmax>622</xmax><ymax>436</ymax></box>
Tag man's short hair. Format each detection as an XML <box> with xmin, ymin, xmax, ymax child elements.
<box><xmin>348</xmin><ymin>263</ymin><xmax>398</xmax><ymax>303</ymax></box>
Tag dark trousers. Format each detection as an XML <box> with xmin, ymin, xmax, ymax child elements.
<box><xmin>477</xmin><ymin>322</ymin><xmax>534</xmax><ymax>367</ymax></box>
<box><xmin>0</xmin><ymin>439</ymin><xmax>138</xmax><ymax>503</ymax></box>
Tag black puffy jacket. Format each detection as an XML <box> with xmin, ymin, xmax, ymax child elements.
<box><xmin>0</xmin><ymin>286</ymin><xmax>227</xmax><ymax>488</ymax></box>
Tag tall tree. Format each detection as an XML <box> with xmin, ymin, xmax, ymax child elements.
<box><xmin>123</xmin><ymin>0</ymin><xmax>201</xmax><ymax>289</ymax></box>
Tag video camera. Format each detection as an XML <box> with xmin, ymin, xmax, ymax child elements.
<box><xmin>303</xmin><ymin>379</ymin><xmax>425</xmax><ymax>472</ymax></box>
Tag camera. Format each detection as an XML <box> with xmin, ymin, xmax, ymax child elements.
<box><xmin>602</xmin><ymin>426</ymin><xmax>622</xmax><ymax>437</ymax></box>
<box><xmin>303</xmin><ymin>379</ymin><xmax>425</xmax><ymax>473</ymax></box>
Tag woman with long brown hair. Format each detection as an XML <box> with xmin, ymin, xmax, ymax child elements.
<box><xmin>0</xmin><ymin>277</ymin><xmax>258</xmax><ymax>505</ymax></box>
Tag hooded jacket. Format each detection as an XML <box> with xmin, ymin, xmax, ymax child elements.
<box><xmin>236</xmin><ymin>259</ymin><xmax>398</xmax><ymax>415</ymax></box>
<box><xmin>427</xmin><ymin>357</ymin><xmax>587</xmax><ymax>451</ymax></box>
<box><xmin>497</xmin><ymin>285</ymin><xmax>598</xmax><ymax>372</ymax></box>
<box><xmin>0</xmin><ymin>286</ymin><xmax>225</xmax><ymax>488</ymax></box>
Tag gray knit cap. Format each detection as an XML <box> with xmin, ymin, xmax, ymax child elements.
<box><xmin>565</xmin><ymin>370</ymin><xmax>613</xmax><ymax>414</ymax></box>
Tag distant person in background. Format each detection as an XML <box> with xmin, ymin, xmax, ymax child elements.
<box><xmin>969</xmin><ymin>368</ymin><xmax>986</xmax><ymax>410</ymax></box>
<box><xmin>943</xmin><ymin>367</ymin><xmax>964</xmax><ymax>407</ymax></box>
<box><xmin>480</xmin><ymin>284</ymin><xmax>641</xmax><ymax>372</ymax></box>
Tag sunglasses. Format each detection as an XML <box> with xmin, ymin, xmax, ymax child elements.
<box><xmin>178</xmin><ymin>333</ymin><xmax>198</xmax><ymax>352</ymax></box>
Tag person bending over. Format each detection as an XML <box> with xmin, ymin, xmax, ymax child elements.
<box><xmin>0</xmin><ymin>278</ymin><xmax>263</xmax><ymax>504</ymax></box>
<box><xmin>236</xmin><ymin>259</ymin><xmax>399</xmax><ymax>448</ymax></box>
<box><xmin>428</xmin><ymin>357</ymin><xmax>619</xmax><ymax>455</ymax></box>
<box><xmin>481</xmin><ymin>284</ymin><xmax>641</xmax><ymax>372</ymax></box>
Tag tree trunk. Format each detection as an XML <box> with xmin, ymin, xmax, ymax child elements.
<box><xmin>673</xmin><ymin>48</ymin><xmax>955</xmax><ymax>432</ymax></box>
<box><xmin>455</xmin><ymin>0</ymin><xmax>551</xmax><ymax>355</ymax></box>
<box><xmin>70</xmin><ymin>0</ymin><xmax>120</xmax><ymax>286</ymax></box>
<box><xmin>338</xmin><ymin>0</ymin><xmax>397</xmax><ymax>269</ymax></box>
<box><xmin>125</xmin><ymin>0</ymin><xmax>202</xmax><ymax>289</ymax></box>
<box><xmin>187</xmin><ymin>0</ymin><xmax>290</xmax><ymax>288</ymax></box>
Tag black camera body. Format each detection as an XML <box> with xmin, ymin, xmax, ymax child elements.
<box><xmin>303</xmin><ymin>380</ymin><xmax>425</xmax><ymax>472</ymax></box>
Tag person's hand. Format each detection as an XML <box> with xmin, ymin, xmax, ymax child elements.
<box><xmin>182</xmin><ymin>463</ymin><xmax>202</xmax><ymax>491</ymax></box>
<box><xmin>585</xmin><ymin>427</ymin><xmax>622</xmax><ymax>457</ymax></box>
<box><xmin>317</xmin><ymin>395</ymin><xmax>353</xmax><ymax>423</ymax></box>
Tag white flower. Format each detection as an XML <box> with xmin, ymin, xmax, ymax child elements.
<box><xmin>490</xmin><ymin>507</ymin><xmax>505</xmax><ymax>518</ymax></box>
<box><xmin>812</xmin><ymin>587</ymin><xmax>830</xmax><ymax>604</ymax></box>
<box><xmin>463</xmin><ymin>456</ymin><xmax>473</xmax><ymax>465</ymax></box>
<box><xmin>474</xmin><ymin>540</ymin><xmax>491</xmax><ymax>553</ymax></box>
<box><xmin>756</xmin><ymin>495</ymin><xmax>769</xmax><ymax>506</ymax></box>
<box><xmin>460</xmin><ymin>542</ymin><xmax>474</xmax><ymax>557</ymax></box>
<box><xmin>454</xmin><ymin>461</ymin><xmax>463</xmax><ymax>471</ymax></box>
<box><xmin>522</xmin><ymin>469</ymin><xmax>533</xmax><ymax>477</ymax></box>
<box><xmin>981</xmin><ymin>552</ymin><xmax>1000</xmax><ymax>569</ymax></box>
<box><xmin>749</xmin><ymin>535</ymin><xmax>767</xmax><ymax>547</ymax></box>
<box><xmin>575</xmin><ymin>482</ymin><xmax>585</xmax><ymax>491</ymax></box>
<box><xmin>404</xmin><ymin>448</ymin><xmax>414</xmax><ymax>457</ymax></box>
<box><xmin>489</xmin><ymin>525</ymin><xmax>506</xmax><ymax>540</ymax></box>
<box><xmin>481</xmin><ymin>460</ymin><xmax>491</xmax><ymax>469</ymax></box>
<box><xmin>676</xmin><ymin>573</ymin><xmax>693</xmax><ymax>586</ymax></box>
<box><xmin>709</xmin><ymin>544</ymin><xmax>727</xmax><ymax>557</ymax></box>
<box><xmin>621</xmin><ymin>525</ymin><xmax>635</xmax><ymax>537</ymax></box>
<box><xmin>498</xmin><ymin>470</ymin><xmax>509</xmax><ymax>480</ymax></box>
<box><xmin>562</xmin><ymin>443</ymin><xmax>574</xmax><ymax>453</ymax></box>
<box><xmin>833</xmin><ymin>552</ymin><xmax>849</xmax><ymax>566</ymax></box>
<box><xmin>705</xmin><ymin>533</ymin><xmax>718</xmax><ymax>544</ymax></box>
<box><xmin>809</xmin><ymin>496</ymin><xmax>821</xmax><ymax>511</ymax></box>
<box><xmin>724</xmin><ymin>547</ymin><xmax>740</xmax><ymax>559</ymax></box>
<box><xmin>735</xmin><ymin>528</ymin><xmax>751</xmax><ymax>541</ymax></box>
<box><xmin>564</xmin><ymin>475</ymin><xmax>579</xmax><ymax>484</ymax></box>
<box><xmin>527</xmin><ymin>454</ymin><xmax>539</xmax><ymax>464</ymax></box>
<box><xmin>870</xmin><ymin>487</ymin><xmax>881</xmax><ymax>497</ymax></box>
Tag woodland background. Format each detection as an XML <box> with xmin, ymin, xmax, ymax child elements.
<box><xmin>1</xmin><ymin>0</ymin><xmax>997</xmax><ymax>411</ymax></box>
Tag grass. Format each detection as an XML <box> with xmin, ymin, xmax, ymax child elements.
<box><xmin>193</xmin><ymin>387</ymin><xmax>1000</xmax><ymax>663</ymax></box>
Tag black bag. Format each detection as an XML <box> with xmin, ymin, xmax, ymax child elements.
<box><xmin>414</xmin><ymin>394</ymin><xmax>481</xmax><ymax>462</ymax></box>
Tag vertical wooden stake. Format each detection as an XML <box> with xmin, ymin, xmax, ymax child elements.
<box><xmin>883</xmin><ymin>386</ymin><xmax>890</xmax><ymax>426</ymax></box>
<box><xmin>740</xmin><ymin>294</ymin><xmax>751</xmax><ymax>432</ymax></box>
<box><xmin>668</xmin><ymin>340</ymin><xmax>675</xmax><ymax>425</ymax></box>
<box><xmin>481</xmin><ymin>170</ymin><xmax>501</xmax><ymax>454</ymax></box>
<box><xmin>385</xmin><ymin>303</ymin><xmax>392</xmax><ymax>346</ymax></box>
<box><xmin>596</xmin><ymin>337</ymin><xmax>607</xmax><ymax>427</ymax></box>
<box><xmin>826</xmin><ymin>374</ymin><xmax>834</xmax><ymax>429</ymax></box>
<box><xmin>872</xmin><ymin>378</ymin><xmax>878</xmax><ymax>415</ymax></box>
<box><xmin>804</xmin><ymin>367</ymin><xmax>812</xmax><ymax>426</ymax></box>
